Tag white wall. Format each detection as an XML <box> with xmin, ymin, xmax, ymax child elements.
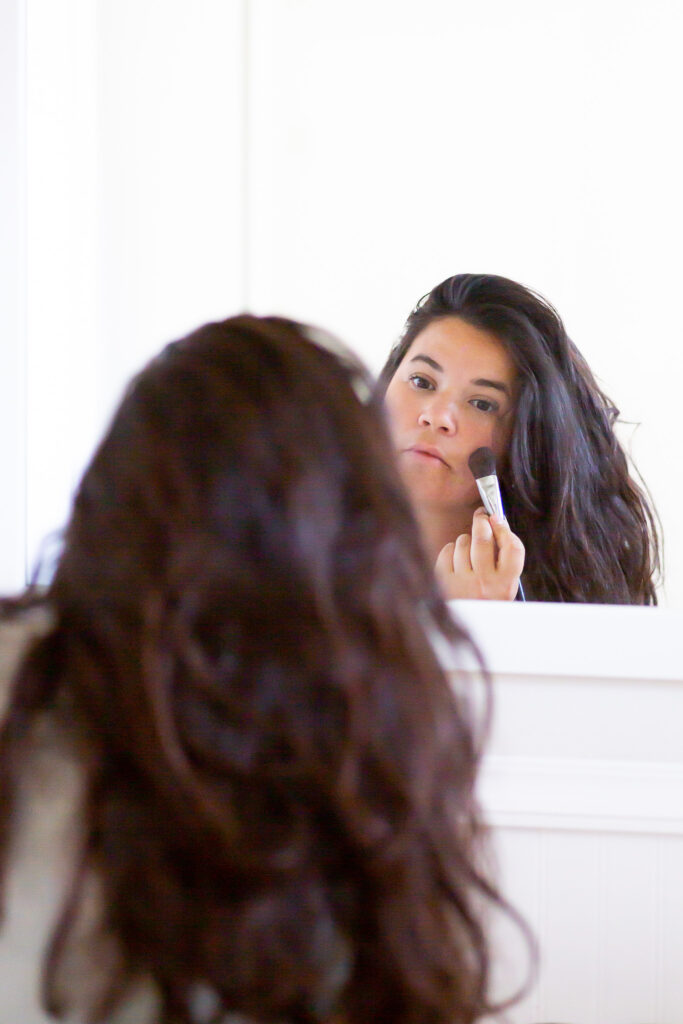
<box><xmin>3</xmin><ymin>0</ymin><xmax>683</xmax><ymax>601</ymax></box>
<box><xmin>24</xmin><ymin>0</ymin><xmax>100</xmax><ymax>581</ymax></box>
<box><xmin>20</xmin><ymin>0</ymin><xmax>247</xmax><ymax>580</ymax></box>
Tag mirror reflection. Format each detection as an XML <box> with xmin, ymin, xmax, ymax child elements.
<box><xmin>7</xmin><ymin>0</ymin><xmax>683</xmax><ymax>604</ymax></box>
<box><xmin>380</xmin><ymin>273</ymin><xmax>659</xmax><ymax>603</ymax></box>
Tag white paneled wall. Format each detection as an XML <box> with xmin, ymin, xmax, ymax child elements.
<box><xmin>487</xmin><ymin>786</ymin><xmax>683</xmax><ymax>1022</ymax></box>
<box><xmin>452</xmin><ymin>601</ymin><xmax>683</xmax><ymax>1023</ymax></box>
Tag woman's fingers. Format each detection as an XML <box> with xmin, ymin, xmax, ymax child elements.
<box><xmin>435</xmin><ymin>509</ymin><xmax>526</xmax><ymax>601</ymax></box>
<box><xmin>469</xmin><ymin>507</ymin><xmax>497</xmax><ymax>579</ymax></box>
<box><xmin>452</xmin><ymin>532</ymin><xmax>474</xmax><ymax>573</ymax></box>
<box><xmin>435</xmin><ymin>540</ymin><xmax>457</xmax><ymax>578</ymax></box>
<box><xmin>435</xmin><ymin>536</ymin><xmax>475</xmax><ymax>600</ymax></box>
<box><xmin>487</xmin><ymin>512</ymin><xmax>525</xmax><ymax>599</ymax></box>
<box><xmin>490</xmin><ymin>513</ymin><xmax>525</xmax><ymax>575</ymax></box>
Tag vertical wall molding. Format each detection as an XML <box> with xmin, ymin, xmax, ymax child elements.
<box><xmin>241</xmin><ymin>0</ymin><xmax>251</xmax><ymax>311</ymax></box>
<box><xmin>0</xmin><ymin>0</ymin><xmax>27</xmax><ymax>591</ymax></box>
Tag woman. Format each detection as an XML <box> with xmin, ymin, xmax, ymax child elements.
<box><xmin>380</xmin><ymin>274</ymin><xmax>660</xmax><ymax>604</ymax></box>
<box><xmin>0</xmin><ymin>316</ymin><xmax>524</xmax><ymax>1023</ymax></box>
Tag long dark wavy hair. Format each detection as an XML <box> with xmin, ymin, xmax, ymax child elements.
<box><xmin>0</xmin><ymin>316</ymin><xmax>525</xmax><ymax>1024</ymax></box>
<box><xmin>379</xmin><ymin>274</ymin><xmax>660</xmax><ymax>604</ymax></box>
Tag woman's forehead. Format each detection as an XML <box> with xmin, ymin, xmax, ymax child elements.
<box><xmin>404</xmin><ymin>317</ymin><xmax>517</xmax><ymax>384</ymax></box>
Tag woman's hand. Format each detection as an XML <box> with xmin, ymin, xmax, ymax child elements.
<box><xmin>435</xmin><ymin>507</ymin><xmax>525</xmax><ymax>601</ymax></box>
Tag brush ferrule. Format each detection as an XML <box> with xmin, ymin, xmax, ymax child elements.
<box><xmin>475</xmin><ymin>474</ymin><xmax>504</xmax><ymax>519</ymax></box>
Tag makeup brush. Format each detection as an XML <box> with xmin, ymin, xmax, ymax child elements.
<box><xmin>468</xmin><ymin>446</ymin><xmax>504</xmax><ymax>519</ymax></box>
<box><xmin>467</xmin><ymin>446</ymin><xmax>525</xmax><ymax>601</ymax></box>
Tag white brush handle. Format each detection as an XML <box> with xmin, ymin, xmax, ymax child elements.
<box><xmin>475</xmin><ymin>473</ymin><xmax>504</xmax><ymax>519</ymax></box>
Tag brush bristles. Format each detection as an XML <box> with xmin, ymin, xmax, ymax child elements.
<box><xmin>468</xmin><ymin>446</ymin><xmax>497</xmax><ymax>480</ymax></box>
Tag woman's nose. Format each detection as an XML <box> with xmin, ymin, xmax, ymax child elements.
<box><xmin>418</xmin><ymin>400</ymin><xmax>457</xmax><ymax>434</ymax></box>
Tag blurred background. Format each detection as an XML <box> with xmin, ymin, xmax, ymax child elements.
<box><xmin>2</xmin><ymin>0</ymin><xmax>682</xmax><ymax>602</ymax></box>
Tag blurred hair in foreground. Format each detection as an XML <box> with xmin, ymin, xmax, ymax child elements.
<box><xmin>0</xmin><ymin>315</ymin><xmax>529</xmax><ymax>1023</ymax></box>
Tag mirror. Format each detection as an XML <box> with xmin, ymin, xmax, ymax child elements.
<box><xmin>5</xmin><ymin>0</ymin><xmax>683</xmax><ymax>603</ymax></box>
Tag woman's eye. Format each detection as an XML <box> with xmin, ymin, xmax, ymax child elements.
<box><xmin>470</xmin><ymin>397</ymin><xmax>498</xmax><ymax>413</ymax></box>
<box><xmin>408</xmin><ymin>373</ymin><xmax>434</xmax><ymax>391</ymax></box>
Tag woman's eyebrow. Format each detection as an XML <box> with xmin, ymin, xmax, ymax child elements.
<box><xmin>471</xmin><ymin>377</ymin><xmax>510</xmax><ymax>396</ymax></box>
<box><xmin>409</xmin><ymin>354</ymin><xmax>443</xmax><ymax>372</ymax></box>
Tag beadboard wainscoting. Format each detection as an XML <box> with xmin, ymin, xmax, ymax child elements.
<box><xmin>448</xmin><ymin>601</ymin><xmax>683</xmax><ymax>1024</ymax></box>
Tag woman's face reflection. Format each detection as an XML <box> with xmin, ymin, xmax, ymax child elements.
<box><xmin>384</xmin><ymin>316</ymin><xmax>517</xmax><ymax>523</ymax></box>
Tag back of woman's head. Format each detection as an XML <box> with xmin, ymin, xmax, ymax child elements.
<box><xmin>1</xmin><ymin>316</ymin><xmax>514</xmax><ymax>1024</ymax></box>
<box><xmin>381</xmin><ymin>274</ymin><xmax>659</xmax><ymax>603</ymax></box>
<box><xmin>55</xmin><ymin>314</ymin><xmax>434</xmax><ymax>637</ymax></box>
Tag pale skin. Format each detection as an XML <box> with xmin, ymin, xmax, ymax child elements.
<box><xmin>384</xmin><ymin>317</ymin><xmax>525</xmax><ymax>600</ymax></box>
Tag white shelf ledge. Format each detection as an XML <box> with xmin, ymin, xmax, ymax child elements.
<box><xmin>444</xmin><ymin>600</ymin><xmax>683</xmax><ymax>682</ymax></box>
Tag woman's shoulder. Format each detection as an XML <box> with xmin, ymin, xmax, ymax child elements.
<box><xmin>0</xmin><ymin>604</ymin><xmax>161</xmax><ymax>1023</ymax></box>
<box><xmin>0</xmin><ymin>604</ymin><xmax>54</xmax><ymax>716</ymax></box>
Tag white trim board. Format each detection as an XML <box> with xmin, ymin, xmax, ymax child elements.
<box><xmin>444</xmin><ymin>600</ymin><xmax>683</xmax><ymax>683</ymax></box>
<box><xmin>481</xmin><ymin>755</ymin><xmax>683</xmax><ymax>836</ymax></box>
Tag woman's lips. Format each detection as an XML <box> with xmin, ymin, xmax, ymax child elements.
<box><xmin>406</xmin><ymin>445</ymin><xmax>450</xmax><ymax>467</ymax></box>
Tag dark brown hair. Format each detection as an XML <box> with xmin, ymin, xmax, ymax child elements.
<box><xmin>380</xmin><ymin>274</ymin><xmax>660</xmax><ymax>604</ymax></box>
<box><xmin>0</xmin><ymin>316</ymin><xmax>525</xmax><ymax>1023</ymax></box>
